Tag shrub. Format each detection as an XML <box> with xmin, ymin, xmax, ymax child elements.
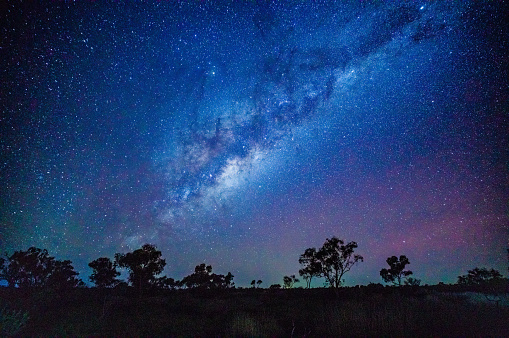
<box><xmin>0</xmin><ymin>306</ymin><xmax>29</xmax><ymax>336</ymax></box>
<box><xmin>227</xmin><ymin>312</ymin><xmax>282</xmax><ymax>336</ymax></box>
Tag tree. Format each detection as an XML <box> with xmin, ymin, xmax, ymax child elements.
<box><xmin>181</xmin><ymin>263</ymin><xmax>234</xmax><ymax>289</ymax></box>
<box><xmin>182</xmin><ymin>263</ymin><xmax>213</xmax><ymax>289</ymax></box>
<box><xmin>283</xmin><ymin>274</ymin><xmax>299</xmax><ymax>289</ymax></box>
<box><xmin>457</xmin><ymin>267</ymin><xmax>503</xmax><ymax>286</ymax></box>
<box><xmin>89</xmin><ymin>257</ymin><xmax>120</xmax><ymax>288</ymax></box>
<box><xmin>315</xmin><ymin>237</ymin><xmax>363</xmax><ymax>288</ymax></box>
<box><xmin>250</xmin><ymin>279</ymin><xmax>262</xmax><ymax>288</ymax></box>
<box><xmin>47</xmin><ymin>259</ymin><xmax>84</xmax><ymax>289</ymax></box>
<box><xmin>458</xmin><ymin>268</ymin><xmax>508</xmax><ymax>306</ymax></box>
<box><xmin>155</xmin><ymin>276</ymin><xmax>178</xmax><ymax>290</ymax></box>
<box><xmin>225</xmin><ymin>272</ymin><xmax>235</xmax><ymax>289</ymax></box>
<box><xmin>380</xmin><ymin>255</ymin><xmax>413</xmax><ymax>286</ymax></box>
<box><xmin>404</xmin><ymin>277</ymin><xmax>421</xmax><ymax>286</ymax></box>
<box><xmin>0</xmin><ymin>247</ymin><xmax>55</xmax><ymax>287</ymax></box>
<box><xmin>298</xmin><ymin>247</ymin><xmax>321</xmax><ymax>288</ymax></box>
<box><xmin>115</xmin><ymin>244</ymin><xmax>166</xmax><ymax>292</ymax></box>
<box><xmin>0</xmin><ymin>247</ymin><xmax>82</xmax><ymax>289</ymax></box>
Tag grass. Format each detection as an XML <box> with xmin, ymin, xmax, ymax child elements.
<box><xmin>1</xmin><ymin>286</ymin><xmax>508</xmax><ymax>336</ymax></box>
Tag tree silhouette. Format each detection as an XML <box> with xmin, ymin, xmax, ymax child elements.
<box><xmin>380</xmin><ymin>255</ymin><xmax>413</xmax><ymax>286</ymax></box>
<box><xmin>404</xmin><ymin>277</ymin><xmax>421</xmax><ymax>286</ymax></box>
<box><xmin>457</xmin><ymin>267</ymin><xmax>502</xmax><ymax>286</ymax></box>
<box><xmin>298</xmin><ymin>247</ymin><xmax>321</xmax><ymax>288</ymax></box>
<box><xmin>315</xmin><ymin>237</ymin><xmax>363</xmax><ymax>288</ymax></box>
<box><xmin>181</xmin><ymin>263</ymin><xmax>234</xmax><ymax>289</ymax></box>
<box><xmin>283</xmin><ymin>275</ymin><xmax>299</xmax><ymax>289</ymax></box>
<box><xmin>115</xmin><ymin>244</ymin><xmax>166</xmax><ymax>292</ymax></box>
<box><xmin>225</xmin><ymin>272</ymin><xmax>235</xmax><ymax>288</ymax></box>
<box><xmin>47</xmin><ymin>259</ymin><xmax>84</xmax><ymax>289</ymax></box>
<box><xmin>182</xmin><ymin>263</ymin><xmax>213</xmax><ymax>288</ymax></box>
<box><xmin>0</xmin><ymin>247</ymin><xmax>54</xmax><ymax>287</ymax></box>
<box><xmin>155</xmin><ymin>276</ymin><xmax>178</xmax><ymax>289</ymax></box>
<box><xmin>250</xmin><ymin>279</ymin><xmax>262</xmax><ymax>288</ymax></box>
<box><xmin>0</xmin><ymin>247</ymin><xmax>82</xmax><ymax>288</ymax></box>
<box><xmin>89</xmin><ymin>257</ymin><xmax>120</xmax><ymax>288</ymax></box>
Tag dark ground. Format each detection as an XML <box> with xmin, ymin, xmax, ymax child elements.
<box><xmin>1</xmin><ymin>285</ymin><xmax>508</xmax><ymax>337</ymax></box>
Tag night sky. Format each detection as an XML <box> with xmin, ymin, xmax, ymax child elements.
<box><xmin>1</xmin><ymin>1</ymin><xmax>508</xmax><ymax>287</ymax></box>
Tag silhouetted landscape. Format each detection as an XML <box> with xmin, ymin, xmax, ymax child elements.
<box><xmin>2</xmin><ymin>2</ymin><xmax>508</xmax><ymax>336</ymax></box>
<box><xmin>1</xmin><ymin>241</ymin><xmax>508</xmax><ymax>336</ymax></box>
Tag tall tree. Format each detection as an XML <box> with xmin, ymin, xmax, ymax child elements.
<box><xmin>298</xmin><ymin>247</ymin><xmax>321</xmax><ymax>288</ymax></box>
<box><xmin>89</xmin><ymin>257</ymin><xmax>120</xmax><ymax>288</ymax></box>
<box><xmin>115</xmin><ymin>244</ymin><xmax>166</xmax><ymax>292</ymax></box>
<box><xmin>316</xmin><ymin>237</ymin><xmax>363</xmax><ymax>288</ymax></box>
<box><xmin>380</xmin><ymin>255</ymin><xmax>413</xmax><ymax>286</ymax></box>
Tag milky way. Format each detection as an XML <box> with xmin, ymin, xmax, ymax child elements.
<box><xmin>1</xmin><ymin>1</ymin><xmax>507</xmax><ymax>286</ymax></box>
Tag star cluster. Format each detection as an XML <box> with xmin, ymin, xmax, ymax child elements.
<box><xmin>1</xmin><ymin>1</ymin><xmax>507</xmax><ymax>287</ymax></box>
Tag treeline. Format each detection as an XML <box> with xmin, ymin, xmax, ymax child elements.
<box><xmin>0</xmin><ymin>237</ymin><xmax>507</xmax><ymax>292</ymax></box>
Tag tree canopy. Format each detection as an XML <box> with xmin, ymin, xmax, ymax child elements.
<box><xmin>181</xmin><ymin>263</ymin><xmax>234</xmax><ymax>289</ymax></box>
<box><xmin>115</xmin><ymin>244</ymin><xmax>166</xmax><ymax>291</ymax></box>
<box><xmin>457</xmin><ymin>267</ymin><xmax>503</xmax><ymax>286</ymax></box>
<box><xmin>89</xmin><ymin>257</ymin><xmax>120</xmax><ymax>288</ymax></box>
<box><xmin>283</xmin><ymin>275</ymin><xmax>299</xmax><ymax>289</ymax></box>
<box><xmin>0</xmin><ymin>247</ymin><xmax>82</xmax><ymax>289</ymax></box>
<box><xmin>298</xmin><ymin>247</ymin><xmax>321</xmax><ymax>288</ymax></box>
<box><xmin>380</xmin><ymin>255</ymin><xmax>413</xmax><ymax>286</ymax></box>
<box><xmin>298</xmin><ymin>237</ymin><xmax>364</xmax><ymax>288</ymax></box>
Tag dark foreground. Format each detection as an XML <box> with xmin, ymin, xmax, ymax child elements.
<box><xmin>1</xmin><ymin>286</ymin><xmax>508</xmax><ymax>336</ymax></box>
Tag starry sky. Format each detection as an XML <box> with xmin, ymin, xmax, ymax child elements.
<box><xmin>1</xmin><ymin>1</ymin><xmax>508</xmax><ymax>287</ymax></box>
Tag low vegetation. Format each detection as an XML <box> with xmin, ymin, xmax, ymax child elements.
<box><xmin>0</xmin><ymin>285</ymin><xmax>508</xmax><ymax>336</ymax></box>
